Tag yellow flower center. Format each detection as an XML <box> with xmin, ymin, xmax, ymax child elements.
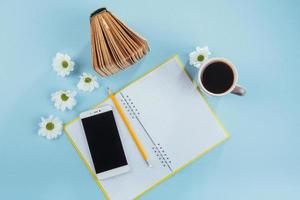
<box><xmin>46</xmin><ymin>122</ymin><xmax>54</xmax><ymax>130</ymax></box>
<box><xmin>61</xmin><ymin>93</ymin><xmax>69</xmax><ymax>101</ymax></box>
<box><xmin>84</xmin><ymin>77</ymin><xmax>92</xmax><ymax>83</ymax></box>
<box><xmin>62</xmin><ymin>60</ymin><xmax>69</xmax><ymax>68</ymax></box>
<box><xmin>197</xmin><ymin>54</ymin><xmax>205</xmax><ymax>62</ymax></box>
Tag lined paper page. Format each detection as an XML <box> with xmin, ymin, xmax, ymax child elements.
<box><xmin>120</xmin><ymin>58</ymin><xmax>228</xmax><ymax>170</ymax></box>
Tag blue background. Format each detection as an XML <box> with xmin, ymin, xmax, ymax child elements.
<box><xmin>0</xmin><ymin>0</ymin><xmax>299</xmax><ymax>199</ymax></box>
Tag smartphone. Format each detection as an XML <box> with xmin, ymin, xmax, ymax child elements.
<box><xmin>80</xmin><ymin>105</ymin><xmax>129</xmax><ymax>180</ymax></box>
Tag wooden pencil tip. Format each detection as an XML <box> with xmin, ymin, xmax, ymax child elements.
<box><xmin>145</xmin><ymin>160</ymin><xmax>152</xmax><ymax>168</ymax></box>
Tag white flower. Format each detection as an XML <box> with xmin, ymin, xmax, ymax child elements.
<box><xmin>52</xmin><ymin>53</ymin><xmax>75</xmax><ymax>77</ymax></box>
<box><xmin>189</xmin><ymin>46</ymin><xmax>211</xmax><ymax>68</ymax></box>
<box><xmin>77</xmin><ymin>72</ymin><xmax>99</xmax><ymax>92</ymax></box>
<box><xmin>51</xmin><ymin>90</ymin><xmax>77</xmax><ymax>111</ymax></box>
<box><xmin>38</xmin><ymin>115</ymin><xmax>63</xmax><ymax>140</ymax></box>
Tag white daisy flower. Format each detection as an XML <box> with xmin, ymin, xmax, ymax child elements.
<box><xmin>51</xmin><ymin>90</ymin><xmax>77</xmax><ymax>111</ymax></box>
<box><xmin>38</xmin><ymin>115</ymin><xmax>63</xmax><ymax>140</ymax></box>
<box><xmin>189</xmin><ymin>46</ymin><xmax>211</xmax><ymax>68</ymax></box>
<box><xmin>52</xmin><ymin>52</ymin><xmax>75</xmax><ymax>77</ymax></box>
<box><xmin>77</xmin><ymin>72</ymin><xmax>99</xmax><ymax>92</ymax></box>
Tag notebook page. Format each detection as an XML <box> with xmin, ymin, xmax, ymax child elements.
<box><xmin>65</xmin><ymin>98</ymin><xmax>170</xmax><ymax>200</ymax></box>
<box><xmin>120</xmin><ymin>58</ymin><xmax>229</xmax><ymax>170</ymax></box>
<box><xmin>64</xmin><ymin>56</ymin><xmax>229</xmax><ymax>199</ymax></box>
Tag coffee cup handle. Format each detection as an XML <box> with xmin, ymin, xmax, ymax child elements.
<box><xmin>231</xmin><ymin>85</ymin><xmax>246</xmax><ymax>96</ymax></box>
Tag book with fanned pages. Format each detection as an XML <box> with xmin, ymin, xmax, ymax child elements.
<box><xmin>64</xmin><ymin>55</ymin><xmax>230</xmax><ymax>200</ymax></box>
<box><xmin>90</xmin><ymin>8</ymin><xmax>149</xmax><ymax>77</ymax></box>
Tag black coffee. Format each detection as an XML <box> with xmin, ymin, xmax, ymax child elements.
<box><xmin>201</xmin><ymin>62</ymin><xmax>234</xmax><ymax>94</ymax></box>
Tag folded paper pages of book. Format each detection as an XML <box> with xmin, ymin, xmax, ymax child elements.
<box><xmin>90</xmin><ymin>8</ymin><xmax>149</xmax><ymax>77</ymax></box>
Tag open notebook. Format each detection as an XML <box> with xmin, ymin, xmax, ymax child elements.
<box><xmin>64</xmin><ymin>55</ymin><xmax>230</xmax><ymax>200</ymax></box>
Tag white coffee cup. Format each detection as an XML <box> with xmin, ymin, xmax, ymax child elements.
<box><xmin>197</xmin><ymin>58</ymin><xmax>246</xmax><ymax>96</ymax></box>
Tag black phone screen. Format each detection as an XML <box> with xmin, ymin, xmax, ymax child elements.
<box><xmin>81</xmin><ymin>110</ymin><xmax>127</xmax><ymax>174</ymax></box>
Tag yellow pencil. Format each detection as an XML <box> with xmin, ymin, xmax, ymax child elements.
<box><xmin>108</xmin><ymin>88</ymin><xmax>151</xmax><ymax>167</ymax></box>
